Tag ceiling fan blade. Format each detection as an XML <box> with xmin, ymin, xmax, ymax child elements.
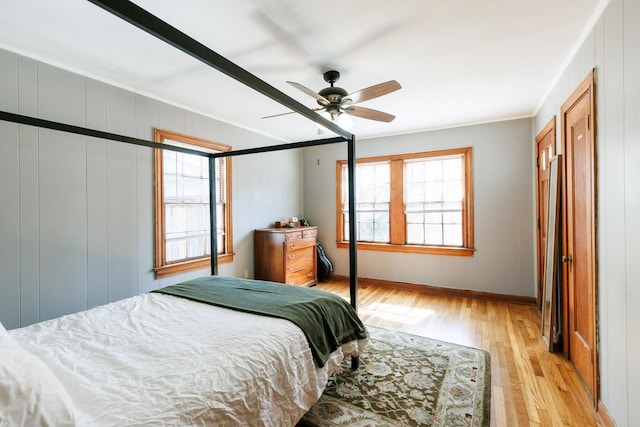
<box><xmin>287</xmin><ymin>81</ymin><xmax>330</xmax><ymax>105</ymax></box>
<box><xmin>262</xmin><ymin>107</ymin><xmax>322</xmax><ymax>119</ymax></box>
<box><xmin>345</xmin><ymin>106</ymin><xmax>396</xmax><ymax>123</ymax></box>
<box><xmin>261</xmin><ymin>111</ymin><xmax>296</xmax><ymax>119</ymax></box>
<box><xmin>345</xmin><ymin>80</ymin><xmax>401</xmax><ymax>105</ymax></box>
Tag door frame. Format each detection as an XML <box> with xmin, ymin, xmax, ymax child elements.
<box><xmin>535</xmin><ymin>117</ymin><xmax>556</xmax><ymax>308</ymax></box>
<box><xmin>560</xmin><ymin>69</ymin><xmax>598</xmax><ymax>406</ymax></box>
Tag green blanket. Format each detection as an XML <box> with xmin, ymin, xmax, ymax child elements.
<box><xmin>152</xmin><ymin>276</ymin><xmax>367</xmax><ymax>367</ymax></box>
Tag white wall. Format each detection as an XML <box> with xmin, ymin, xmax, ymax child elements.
<box><xmin>303</xmin><ymin>118</ymin><xmax>535</xmax><ymax>298</ymax></box>
<box><xmin>534</xmin><ymin>0</ymin><xmax>639</xmax><ymax>423</ymax></box>
<box><xmin>0</xmin><ymin>48</ymin><xmax>304</xmax><ymax>330</ymax></box>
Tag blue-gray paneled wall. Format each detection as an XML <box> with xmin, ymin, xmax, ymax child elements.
<box><xmin>0</xmin><ymin>48</ymin><xmax>304</xmax><ymax>330</ymax></box>
<box><xmin>534</xmin><ymin>0</ymin><xmax>640</xmax><ymax>424</ymax></box>
<box><xmin>303</xmin><ymin>118</ymin><xmax>536</xmax><ymax>298</ymax></box>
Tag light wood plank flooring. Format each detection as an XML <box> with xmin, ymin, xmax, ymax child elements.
<box><xmin>317</xmin><ymin>280</ymin><xmax>602</xmax><ymax>427</ymax></box>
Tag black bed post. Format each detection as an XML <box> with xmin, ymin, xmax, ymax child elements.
<box><xmin>347</xmin><ymin>136</ymin><xmax>358</xmax><ymax>311</ymax></box>
<box><xmin>347</xmin><ymin>135</ymin><xmax>360</xmax><ymax>370</ymax></box>
<box><xmin>209</xmin><ymin>155</ymin><xmax>218</xmax><ymax>276</ymax></box>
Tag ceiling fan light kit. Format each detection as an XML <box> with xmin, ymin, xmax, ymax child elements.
<box><xmin>265</xmin><ymin>70</ymin><xmax>401</xmax><ymax>130</ymax></box>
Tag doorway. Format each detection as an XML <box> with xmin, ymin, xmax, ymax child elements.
<box><xmin>561</xmin><ymin>70</ymin><xmax>598</xmax><ymax>405</ymax></box>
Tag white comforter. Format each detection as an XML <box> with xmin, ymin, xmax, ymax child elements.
<box><xmin>9</xmin><ymin>292</ymin><xmax>365</xmax><ymax>426</ymax></box>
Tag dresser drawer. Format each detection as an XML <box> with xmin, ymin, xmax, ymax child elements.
<box><xmin>285</xmin><ymin>231</ymin><xmax>303</xmax><ymax>241</ymax></box>
<box><xmin>285</xmin><ymin>247</ymin><xmax>314</xmax><ymax>272</ymax></box>
<box><xmin>285</xmin><ymin>237</ymin><xmax>315</xmax><ymax>252</ymax></box>
<box><xmin>302</xmin><ymin>228</ymin><xmax>317</xmax><ymax>238</ymax></box>
<box><xmin>285</xmin><ymin>266</ymin><xmax>315</xmax><ymax>286</ymax></box>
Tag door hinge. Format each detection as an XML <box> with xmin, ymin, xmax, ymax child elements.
<box><xmin>587</xmin><ymin>115</ymin><xmax>591</xmax><ymax>130</ymax></box>
<box><xmin>537</xmin><ymin>218</ymin><xmax>541</xmax><ymax>229</ymax></box>
<box><xmin>536</xmin><ymin>156</ymin><xmax>539</xmax><ymax>167</ymax></box>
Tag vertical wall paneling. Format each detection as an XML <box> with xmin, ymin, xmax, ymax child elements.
<box><xmin>86</xmin><ymin>79</ymin><xmax>109</xmax><ymax>309</ymax></box>
<box><xmin>135</xmin><ymin>95</ymin><xmax>157</xmax><ymax>293</ymax></box>
<box><xmin>0</xmin><ymin>49</ymin><xmax>17</xmax><ymax>111</ymax></box>
<box><xmin>38</xmin><ymin>130</ymin><xmax>88</xmax><ymax>321</ymax></box>
<box><xmin>601</xmin><ymin>0</ymin><xmax>628</xmax><ymax>422</ymax></box>
<box><xmin>37</xmin><ymin>64</ymin><xmax>88</xmax><ymax>321</ymax></box>
<box><xmin>158</xmin><ymin>103</ymin><xmax>186</xmax><ymax>134</ymax></box>
<box><xmin>623</xmin><ymin>0</ymin><xmax>640</xmax><ymax>422</ymax></box>
<box><xmin>534</xmin><ymin>0</ymin><xmax>640</xmax><ymax>423</ymax></box>
<box><xmin>0</xmin><ymin>122</ymin><xmax>20</xmax><ymax>329</ymax></box>
<box><xmin>17</xmin><ymin>57</ymin><xmax>40</xmax><ymax>326</ymax></box>
<box><xmin>0</xmin><ymin>46</ymin><xmax>306</xmax><ymax>328</ymax></box>
<box><xmin>0</xmin><ymin>51</ymin><xmax>20</xmax><ymax>329</ymax></box>
<box><xmin>105</xmin><ymin>86</ymin><xmax>138</xmax><ymax>302</ymax></box>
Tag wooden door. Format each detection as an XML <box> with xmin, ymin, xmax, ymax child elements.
<box><xmin>561</xmin><ymin>71</ymin><xmax>597</xmax><ymax>405</ymax></box>
<box><xmin>535</xmin><ymin>119</ymin><xmax>556</xmax><ymax>308</ymax></box>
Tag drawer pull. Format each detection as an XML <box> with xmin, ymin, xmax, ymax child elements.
<box><xmin>289</xmin><ymin>243</ymin><xmax>296</xmax><ymax>250</ymax></box>
<box><xmin>287</xmin><ymin>254</ymin><xmax>294</xmax><ymax>260</ymax></box>
<box><xmin>307</xmin><ymin>272</ymin><xmax>313</xmax><ymax>277</ymax></box>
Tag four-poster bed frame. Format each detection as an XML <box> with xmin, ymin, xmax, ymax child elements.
<box><xmin>0</xmin><ymin>3</ymin><xmax>372</xmax><ymax>423</ymax></box>
<box><xmin>0</xmin><ymin>0</ymin><xmax>360</xmax><ymax>359</ymax></box>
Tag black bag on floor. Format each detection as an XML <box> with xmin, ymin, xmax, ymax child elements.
<box><xmin>316</xmin><ymin>243</ymin><xmax>333</xmax><ymax>282</ymax></box>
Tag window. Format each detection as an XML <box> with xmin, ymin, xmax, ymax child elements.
<box><xmin>336</xmin><ymin>147</ymin><xmax>473</xmax><ymax>256</ymax></box>
<box><xmin>154</xmin><ymin>129</ymin><xmax>233</xmax><ymax>278</ymax></box>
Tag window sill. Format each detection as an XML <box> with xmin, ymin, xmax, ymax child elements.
<box><xmin>336</xmin><ymin>241</ymin><xmax>474</xmax><ymax>256</ymax></box>
<box><xmin>155</xmin><ymin>253</ymin><xmax>235</xmax><ymax>279</ymax></box>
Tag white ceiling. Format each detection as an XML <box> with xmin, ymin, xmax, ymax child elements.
<box><xmin>0</xmin><ymin>0</ymin><xmax>606</xmax><ymax>142</ymax></box>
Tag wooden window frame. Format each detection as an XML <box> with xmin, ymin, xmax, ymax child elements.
<box><xmin>336</xmin><ymin>147</ymin><xmax>474</xmax><ymax>256</ymax></box>
<box><xmin>154</xmin><ymin>129</ymin><xmax>234</xmax><ymax>278</ymax></box>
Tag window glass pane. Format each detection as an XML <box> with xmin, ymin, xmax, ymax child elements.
<box><xmin>443</xmin><ymin>211</ymin><xmax>462</xmax><ymax>224</ymax></box>
<box><xmin>406</xmin><ymin>182</ymin><xmax>424</xmax><ymax>202</ymax></box>
<box><xmin>443</xmin><ymin>180</ymin><xmax>462</xmax><ymax>201</ymax></box>
<box><xmin>424</xmin><ymin>159</ymin><xmax>442</xmax><ymax>181</ymax></box>
<box><xmin>358</xmin><ymin>221</ymin><xmax>373</xmax><ymax>241</ymax></box>
<box><xmin>406</xmin><ymin>223</ymin><xmax>424</xmax><ymax>244</ymax></box>
<box><xmin>403</xmin><ymin>154</ymin><xmax>464</xmax><ymax>247</ymax></box>
<box><xmin>374</xmin><ymin>184</ymin><xmax>390</xmax><ymax>202</ymax></box>
<box><xmin>359</xmin><ymin>211</ymin><xmax>374</xmax><ymax>224</ymax></box>
<box><xmin>374</xmin><ymin>221</ymin><xmax>389</xmax><ymax>242</ymax></box>
<box><xmin>442</xmin><ymin>158</ymin><xmax>462</xmax><ymax>180</ymax></box>
<box><xmin>425</xmin><ymin>224</ymin><xmax>443</xmax><ymax>245</ymax></box>
<box><xmin>425</xmin><ymin>182</ymin><xmax>442</xmax><ymax>201</ymax></box>
<box><xmin>425</xmin><ymin>212</ymin><xmax>442</xmax><ymax>224</ymax></box>
<box><xmin>406</xmin><ymin>212</ymin><xmax>423</xmax><ymax>224</ymax></box>
<box><xmin>163</xmin><ymin>151</ymin><xmax>177</xmax><ymax>173</ymax></box>
<box><xmin>443</xmin><ymin>224</ymin><xmax>463</xmax><ymax>246</ymax></box>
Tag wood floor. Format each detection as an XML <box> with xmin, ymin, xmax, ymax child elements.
<box><xmin>317</xmin><ymin>280</ymin><xmax>602</xmax><ymax>427</ymax></box>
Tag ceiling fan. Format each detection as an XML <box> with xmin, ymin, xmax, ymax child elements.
<box><xmin>264</xmin><ymin>70</ymin><xmax>401</xmax><ymax>129</ymax></box>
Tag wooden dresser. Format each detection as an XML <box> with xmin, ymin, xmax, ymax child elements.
<box><xmin>254</xmin><ymin>226</ymin><xmax>318</xmax><ymax>287</ymax></box>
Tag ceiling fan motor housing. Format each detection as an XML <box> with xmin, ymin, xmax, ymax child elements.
<box><xmin>318</xmin><ymin>70</ymin><xmax>348</xmax><ymax>104</ymax></box>
<box><xmin>318</xmin><ymin>86</ymin><xmax>348</xmax><ymax>104</ymax></box>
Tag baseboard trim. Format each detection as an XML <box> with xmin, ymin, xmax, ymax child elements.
<box><xmin>331</xmin><ymin>275</ymin><xmax>536</xmax><ymax>305</ymax></box>
<box><xmin>597</xmin><ymin>400</ymin><xmax>616</xmax><ymax>427</ymax></box>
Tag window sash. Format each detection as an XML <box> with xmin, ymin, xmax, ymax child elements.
<box><xmin>337</xmin><ymin>148</ymin><xmax>473</xmax><ymax>255</ymax></box>
<box><xmin>403</xmin><ymin>155</ymin><xmax>464</xmax><ymax>247</ymax></box>
<box><xmin>341</xmin><ymin>161</ymin><xmax>390</xmax><ymax>243</ymax></box>
<box><xmin>154</xmin><ymin>129</ymin><xmax>233</xmax><ymax>278</ymax></box>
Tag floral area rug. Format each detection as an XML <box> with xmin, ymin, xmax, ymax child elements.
<box><xmin>300</xmin><ymin>326</ymin><xmax>491</xmax><ymax>427</ymax></box>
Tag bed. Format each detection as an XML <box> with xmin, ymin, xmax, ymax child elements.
<box><xmin>1</xmin><ymin>277</ymin><xmax>367</xmax><ymax>426</ymax></box>
<box><xmin>0</xmin><ymin>1</ymin><xmax>365</xmax><ymax>426</ymax></box>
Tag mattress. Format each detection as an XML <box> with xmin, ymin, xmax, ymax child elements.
<box><xmin>7</xmin><ymin>292</ymin><xmax>366</xmax><ymax>426</ymax></box>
